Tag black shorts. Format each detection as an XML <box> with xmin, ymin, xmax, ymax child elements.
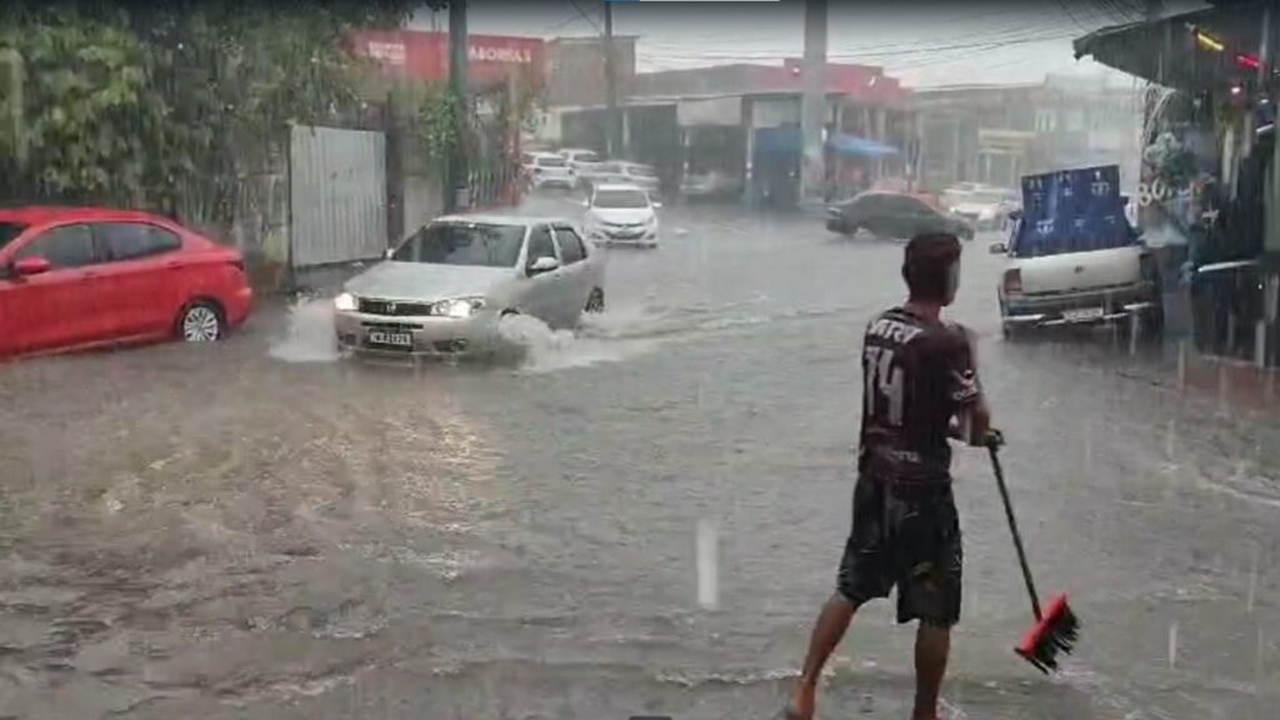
<box><xmin>835</xmin><ymin>472</ymin><xmax>962</xmax><ymax>628</ymax></box>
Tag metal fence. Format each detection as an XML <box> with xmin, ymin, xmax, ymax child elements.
<box><xmin>288</xmin><ymin>124</ymin><xmax>388</xmax><ymax>268</ymax></box>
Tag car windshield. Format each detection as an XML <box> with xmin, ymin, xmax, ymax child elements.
<box><xmin>593</xmin><ymin>190</ymin><xmax>649</xmax><ymax>209</ymax></box>
<box><xmin>535</xmin><ymin>156</ymin><xmax>566</xmax><ymax>167</ymax></box>
<box><xmin>625</xmin><ymin>165</ymin><xmax>656</xmax><ymax>177</ymax></box>
<box><xmin>0</xmin><ymin>222</ymin><xmax>29</xmax><ymax>252</ymax></box>
<box><xmin>391</xmin><ymin>222</ymin><xmax>525</xmax><ymax>267</ymax></box>
<box><xmin>573</xmin><ymin>152</ymin><xmax>599</xmax><ymax>163</ymax></box>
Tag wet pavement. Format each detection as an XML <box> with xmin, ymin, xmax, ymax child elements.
<box><xmin>1</xmin><ymin>198</ymin><xmax>1278</xmax><ymax>719</ymax></box>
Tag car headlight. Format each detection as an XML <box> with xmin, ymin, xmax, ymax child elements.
<box><xmin>429</xmin><ymin>297</ymin><xmax>485</xmax><ymax>318</ymax></box>
<box><xmin>334</xmin><ymin>292</ymin><xmax>357</xmax><ymax>312</ymax></box>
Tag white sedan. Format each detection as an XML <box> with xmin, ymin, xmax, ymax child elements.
<box><xmin>580</xmin><ymin>184</ymin><xmax>661</xmax><ymax>248</ymax></box>
<box><xmin>333</xmin><ymin>214</ymin><xmax>606</xmax><ymax>356</ymax></box>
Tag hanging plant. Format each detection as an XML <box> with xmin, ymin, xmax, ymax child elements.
<box><xmin>411</xmin><ymin>85</ymin><xmax>456</xmax><ymax>177</ymax></box>
<box><xmin>1142</xmin><ymin>131</ymin><xmax>1197</xmax><ymax>191</ymax></box>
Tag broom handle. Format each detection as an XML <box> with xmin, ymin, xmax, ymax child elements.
<box><xmin>987</xmin><ymin>442</ymin><xmax>1044</xmax><ymax>622</ymax></box>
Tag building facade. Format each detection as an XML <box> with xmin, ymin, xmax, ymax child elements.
<box><xmin>555</xmin><ymin>60</ymin><xmax>916</xmax><ymax>206</ymax></box>
<box><xmin>913</xmin><ymin>75</ymin><xmax>1143</xmax><ymax>192</ymax></box>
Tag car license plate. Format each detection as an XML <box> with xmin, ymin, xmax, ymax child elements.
<box><xmin>1062</xmin><ymin>307</ymin><xmax>1104</xmax><ymax>322</ymax></box>
<box><xmin>367</xmin><ymin>330</ymin><xmax>413</xmax><ymax>348</ymax></box>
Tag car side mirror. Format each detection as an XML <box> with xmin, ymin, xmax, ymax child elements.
<box><xmin>12</xmin><ymin>256</ymin><xmax>51</xmax><ymax>277</ymax></box>
<box><xmin>651</xmin><ymin>201</ymin><xmax>663</xmax><ymax>209</ymax></box>
<box><xmin>527</xmin><ymin>255</ymin><xmax>560</xmax><ymax>275</ymax></box>
<box><xmin>988</xmin><ymin>242</ymin><xmax>1008</xmax><ymax>255</ymax></box>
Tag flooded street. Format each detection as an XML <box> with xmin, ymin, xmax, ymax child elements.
<box><xmin>2</xmin><ymin>201</ymin><xmax>1278</xmax><ymax>719</ymax></box>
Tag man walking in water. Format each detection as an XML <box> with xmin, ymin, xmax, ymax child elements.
<box><xmin>785</xmin><ymin>232</ymin><xmax>993</xmax><ymax>720</ymax></box>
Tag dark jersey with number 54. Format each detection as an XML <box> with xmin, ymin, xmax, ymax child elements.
<box><xmin>857</xmin><ymin>307</ymin><xmax>980</xmax><ymax>483</ymax></box>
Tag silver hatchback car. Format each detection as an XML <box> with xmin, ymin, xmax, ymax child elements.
<box><xmin>333</xmin><ymin>214</ymin><xmax>606</xmax><ymax>356</ymax></box>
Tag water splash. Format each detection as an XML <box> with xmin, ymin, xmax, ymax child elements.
<box><xmin>497</xmin><ymin>312</ymin><xmax>656</xmax><ymax>374</ymax></box>
<box><xmin>268</xmin><ymin>297</ymin><xmax>342</xmax><ymax>363</ymax></box>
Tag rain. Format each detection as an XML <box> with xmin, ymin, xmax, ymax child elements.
<box><xmin>2</xmin><ymin>1</ymin><xmax>1279</xmax><ymax>719</ymax></box>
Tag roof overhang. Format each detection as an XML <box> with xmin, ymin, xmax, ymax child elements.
<box><xmin>1073</xmin><ymin>1</ymin><xmax>1269</xmax><ymax>92</ymax></box>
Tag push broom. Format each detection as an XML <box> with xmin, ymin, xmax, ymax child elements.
<box><xmin>985</xmin><ymin>432</ymin><xmax>1080</xmax><ymax>673</ymax></box>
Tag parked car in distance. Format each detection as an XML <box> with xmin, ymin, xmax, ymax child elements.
<box><xmin>576</xmin><ymin>160</ymin><xmax>624</xmax><ymax>193</ymax></box>
<box><xmin>617</xmin><ymin>162</ymin><xmax>661</xmax><ymax>195</ymax></box>
<box><xmin>826</xmin><ymin>191</ymin><xmax>975</xmax><ymax>241</ymax></box>
<box><xmin>332</xmin><ymin>214</ymin><xmax>606</xmax><ymax>357</ymax></box>
<box><xmin>0</xmin><ymin>206</ymin><xmax>253</xmax><ymax>359</ymax></box>
<box><xmin>579</xmin><ymin>161</ymin><xmax>662</xmax><ymax>194</ymax></box>
<box><xmin>939</xmin><ymin>181</ymin><xmax>994</xmax><ymax>210</ymax></box>
<box><xmin>948</xmin><ymin>186</ymin><xmax>1020</xmax><ymax>231</ymax></box>
<box><xmin>558</xmin><ymin>148</ymin><xmax>603</xmax><ymax>177</ymax></box>
<box><xmin>580</xmin><ymin>184</ymin><xmax>661</xmax><ymax>248</ymax></box>
<box><xmin>523</xmin><ymin>151</ymin><xmax>577</xmax><ymax>190</ymax></box>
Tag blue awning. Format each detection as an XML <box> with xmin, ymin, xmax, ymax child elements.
<box><xmin>828</xmin><ymin>133</ymin><xmax>899</xmax><ymax>158</ymax></box>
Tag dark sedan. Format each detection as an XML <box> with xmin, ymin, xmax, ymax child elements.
<box><xmin>826</xmin><ymin>191</ymin><xmax>976</xmax><ymax>241</ymax></box>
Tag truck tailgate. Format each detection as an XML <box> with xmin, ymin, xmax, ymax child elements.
<box><xmin>1019</xmin><ymin>246</ymin><xmax>1144</xmax><ymax>295</ymax></box>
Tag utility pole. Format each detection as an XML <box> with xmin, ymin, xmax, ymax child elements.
<box><xmin>603</xmin><ymin>0</ymin><xmax>621</xmax><ymax>158</ymax></box>
<box><xmin>799</xmin><ymin>0</ymin><xmax>828</xmax><ymax>203</ymax></box>
<box><xmin>447</xmin><ymin>0</ymin><xmax>469</xmax><ymax>212</ymax></box>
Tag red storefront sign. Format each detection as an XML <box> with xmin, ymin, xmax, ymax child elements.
<box><xmin>350</xmin><ymin>30</ymin><xmax>545</xmax><ymax>87</ymax></box>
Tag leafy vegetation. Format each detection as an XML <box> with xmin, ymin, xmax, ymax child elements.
<box><xmin>0</xmin><ymin>1</ymin><xmax>416</xmax><ymax>225</ymax></box>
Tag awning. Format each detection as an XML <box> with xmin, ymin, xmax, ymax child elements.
<box><xmin>1073</xmin><ymin>1</ymin><xmax>1270</xmax><ymax>92</ymax></box>
<box><xmin>828</xmin><ymin>133</ymin><xmax>899</xmax><ymax>158</ymax></box>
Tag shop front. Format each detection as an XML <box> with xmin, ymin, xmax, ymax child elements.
<box><xmin>1075</xmin><ymin>1</ymin><xmax>1279</xmax><ymax>364</ymax></box>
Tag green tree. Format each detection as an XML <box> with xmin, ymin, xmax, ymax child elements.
<box><xmin>1</xmin><ymin>0</ymin><xmax>419</xmax><ymax>221</ymax></box>
<box><xmin>0</xmin><ymin>7</ymin><xmax>167</xmax><ymax>205</ymax></box>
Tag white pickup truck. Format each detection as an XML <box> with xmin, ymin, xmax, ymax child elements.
<box><xmin>990</xmin><ymin>168</ymin><xmax>1160</xmax><ymax>338</ymax></box>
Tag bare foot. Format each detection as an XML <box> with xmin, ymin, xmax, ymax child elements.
<box><xmin>783</xmin><ymin>683</ymin><xmax>815</xmax><ymax>720</ymax></box>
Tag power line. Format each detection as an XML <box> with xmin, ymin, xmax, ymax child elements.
<box><xmin>541</xmin><ymin>0</ymin><xmax>602</xmax><ymax>35</ymax></box>
<box><xmin>638</xmin><ymin>30</ymin><xmax>1083</xmax><ymax>65</ymax></box>
<box><xmin>640</xmin><ymin>14</ymin><xmax>1073</xmax><ymax>60</ymax></box>
<box><xmin>567</xmin><ymin>0</ymin><xmax>602</xmax><ymax>34</ymax></box>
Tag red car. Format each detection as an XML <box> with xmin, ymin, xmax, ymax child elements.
<box><xmin>0</xmin><ymin>207</ymin><xmax>253</xmax><ymax>359</ymax></box>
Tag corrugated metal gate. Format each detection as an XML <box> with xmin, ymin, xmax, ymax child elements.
<box><xmin>289</xmin><ymin>124</ymin><xmax>387</xmax><ymax>268</ymax></box>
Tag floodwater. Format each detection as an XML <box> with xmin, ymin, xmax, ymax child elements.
<box><xmin>0</xmin><ymin>198</ymin><xmax>1277</xmax><ymax>719</ymax></box>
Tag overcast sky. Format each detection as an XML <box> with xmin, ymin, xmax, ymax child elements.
<box><xmin>412</xmin><ymin>0</ymin><xmax>1209</xmax><ymax>89</ymax></box>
